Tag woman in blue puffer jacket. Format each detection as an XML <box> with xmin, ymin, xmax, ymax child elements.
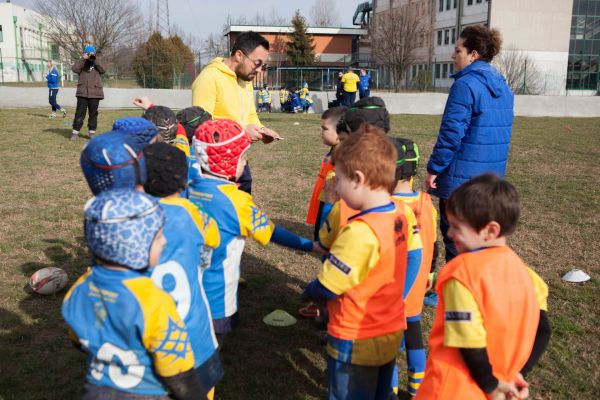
<box><xmin>46</xmin><ymin>60</ymin><xmax>67</xmax><ymax>119</ymax></box>
<box><xmin>425</xmin><ymin>25</ymin><xmax>514</xmax><ymax>262</ymax></box>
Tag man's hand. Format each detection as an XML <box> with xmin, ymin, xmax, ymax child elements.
<box><xmin>133</xmin><ymin>96</ymin><xmax>153</xmax><ymax>110</ymax></box>
<box><xmin>82</xmin><ymin>53</ymin><xmax>89</xmax><ymax>60</ymax></box>
<box><xmin>313</xmin><ymin>241</ymin><xmax>327</xmax><ymax>255</ymax></box>
<box><xmin>425</xmin><ymin>172</ymin><xmax>437</xmax><ymax>190</ymax></box>
<box><xmin>246</xmin><ymin>124</ymin><xmax>281</xmax><ymax>144</ymax></box>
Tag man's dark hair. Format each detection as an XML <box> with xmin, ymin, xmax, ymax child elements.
<box><xmin>231</xmin><ymin>32</ymin><xmax>269</xmax><ymax>56</ymax></box>
<box><xmin>446</xmin><ymin>173</ymin><xmax>520</xmax><ymax>237</ymax></box>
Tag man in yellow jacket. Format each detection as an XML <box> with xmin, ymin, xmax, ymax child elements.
<box><xmin>191</xmin><ymin>32</ymin><xmax>280</xmax><ymax>193</ymax></box>
<box><xmin>341</xmin><ymin>66</ymin><xmax>360</xmax><ymax>106</ymax></box>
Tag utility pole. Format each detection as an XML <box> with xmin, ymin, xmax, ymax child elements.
<box><xmin>155</xmin><ymin>0</ymin><xmax>171</xmax><ymax>36</ymax></box>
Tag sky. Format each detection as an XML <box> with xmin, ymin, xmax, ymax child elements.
<box><xmin>13</xmin><ymin>0</ymin><xmax>367</xmax><ymax>39</ymax></box>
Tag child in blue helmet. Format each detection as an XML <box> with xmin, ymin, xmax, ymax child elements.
<box><xmin>143</xmin><ymin>143</ymin><xmax>223</xmax><ymax>400</ymax></box>
<box><xmin>62</xmin><ymin>189</ymin><xmax>207</xmax><ymax>399</ymax></box>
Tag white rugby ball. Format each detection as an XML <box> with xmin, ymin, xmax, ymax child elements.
<box><xmin>29</xmin><ymin>267</ymin><xmax>69</xmax><ymax>295</ymax></box>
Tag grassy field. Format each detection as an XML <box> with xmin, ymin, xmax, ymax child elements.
<box><xmin>0</xmin><ymin>109</ymin><xmax>598</xmax><ymax>399</ymax></box>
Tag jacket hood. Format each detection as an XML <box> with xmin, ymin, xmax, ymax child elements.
<box><xmin>452</xmin><ymin>60</ymin><xmax>509</xmax><ymax>98</ymax></box>
<box><xmin>207</xmin><ymin>57</ymin><xmax>237</xmax><ymax>79</ymax></box>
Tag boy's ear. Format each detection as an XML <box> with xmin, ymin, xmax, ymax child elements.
<box><xmin>482</xmin><ymin>221</ymin><xmax>502</xmax><ymax>241</ymax></box>
<box><xmin>354</xmin><ymin>170</ymin><xmax>366</xmax><ymax>185</ymax></box>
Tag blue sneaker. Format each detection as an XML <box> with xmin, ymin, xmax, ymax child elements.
<box><xmin>423</xmin><ymin>292</ymin><xmax>438</xmax><ymax>307</ymax></box>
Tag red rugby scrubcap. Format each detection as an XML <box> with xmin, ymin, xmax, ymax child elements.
<box><xmin>193</xmin><ymin>119</ymin><xmax>251</xmax><ymax>180</ymax></box>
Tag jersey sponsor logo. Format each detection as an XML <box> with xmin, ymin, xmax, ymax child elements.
<box><xmin>445</xmin><ymin>311</ymin><xmax>472</xmax><ymax>322</ymax></box>
<box><xmin>327</xmin><ymin>253</ymin><xmax>352</xmax><ymax>275</ymax></box>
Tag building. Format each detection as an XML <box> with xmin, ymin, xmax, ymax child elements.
<box><xmin>224</xmin><ymin>25</ymin><xmax>368</xmax><ymax>89</ymax></box>
<box><xmin>0</xmin><ymin>2</ymin><xmax>61</xmax><ymax>83</ymax></box>
<box><xmin>367</xmin><ymin>0</ymin><xmax>598</xmax><ymax>94</ymax></box>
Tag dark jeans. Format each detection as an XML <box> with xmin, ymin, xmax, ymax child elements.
<box><xmin>48</xmin><ymin>89</ymin><xmax>61</xmax><ymax>111</ymax></box>
<box><xmin>327</xmin><ymin>356</ymin><xmax>395</xmax><ymax>400</ymax></box>
<box><xmin>438</xmin><ymin>198</ymin><xmax>458</xmax><ymax>262</ymax></box>
<box><xmin>359</xmin><ymin>89</ymin><xmax>370</xmax><ymax>99</ymax></box>
<box><xmin>73</xmin><ymin>96</ymin><xmax>100</xmax><ymax>131</ymax></box>
<box><xmin>237</xmin><ymin>162</ymin><xmax>252</xmax><ymax>194</ymax></box>
<box><xmin>343</xmin><ymin>91</ymin><xmax>356</xmax><ymax>106</ymax></box>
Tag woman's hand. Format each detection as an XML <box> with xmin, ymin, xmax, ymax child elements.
<box><xmin>425</xmin><ymin>173</ymin><xmax>437</xmax><ymax>190</ymax></box>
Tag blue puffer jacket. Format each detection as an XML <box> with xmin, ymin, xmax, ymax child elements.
<box><xmin>46</xmin><ymin>67</ymin><xmax>60</xmax><ymax>89</ymax></box>
<box><xmin>427</xmin><ymin>60</ymin><xmax>514</xmax><ymax>199</ymax></box>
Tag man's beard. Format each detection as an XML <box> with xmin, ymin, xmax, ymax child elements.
<box><xmin>235</xmin><ymin>65</ymin><xmax>255</xmax><ymax>82</ymax></box>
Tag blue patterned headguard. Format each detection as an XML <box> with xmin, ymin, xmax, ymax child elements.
<box><xmin>80</xmin><ymin>130</ymin><xmax>147</xmax><ymax>195</ymax></box>
<box><xmin>112</xmin><ymin>117</ymin><xmax>159</xmax><ymax>151</ymax></box>
<box><xmin>84</xmin><ymin>189</ymin><xmax>165</xmax><ymax>270</ymax></box>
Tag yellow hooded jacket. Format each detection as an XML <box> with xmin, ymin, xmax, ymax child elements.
<box><xmin>191</xmin><ymin>57</ymin><xmax>263</xmax><ymax>128</ymax></box>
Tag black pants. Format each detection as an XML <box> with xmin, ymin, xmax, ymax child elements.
<box><xmin>48</xmin><ymin>89</ymin><xmax>61</xmax><ymax>111</ymax></box>
<box><xmin>439</xmin><ymin>198</ymin><xmax>458</xmax><ymax>262</ymax></box>
<box><xmin>73</xmin><ymin>96</ymin><xmax>100</xmax><ymax>131</ymax></box>
<box><xmin>343</xmin><ymin>91</ymin><xmax>356</xmax><ymax>106</ymax></box>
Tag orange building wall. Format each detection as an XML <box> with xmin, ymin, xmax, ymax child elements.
<box><xmin>228</xmin><ymin>32</ymin><xmax>354</xmax><ymax>56</ymax></box>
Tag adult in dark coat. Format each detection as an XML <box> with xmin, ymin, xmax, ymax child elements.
<box><xmin>425</xmin><ymin>25</ymin><xmax>514</xmax><ymax>262</ymax></box>
<box><xmin>71</xmin><ymin>45</ymin><xmax>105</xmax><ymax>140</ymax></box>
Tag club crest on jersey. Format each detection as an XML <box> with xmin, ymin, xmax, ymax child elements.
<box><xmin>250</xmin><ymin>206</ymin><xmax>270</xmax><ymax>233</ymax></box>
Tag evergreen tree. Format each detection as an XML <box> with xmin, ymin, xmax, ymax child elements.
<box><xmin>133</xmin><ymin>33</ymin><xmax>194</xmax><ymax>88</ymax></box>
<box><xmin>285</xmin><ymin>10</ymin><xmax>315</xmax><ymax>66</ymax></box>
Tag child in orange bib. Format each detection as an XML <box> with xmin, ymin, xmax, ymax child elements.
<box><xmin>416</xmin><ymin>174</ymin><xmax>551</xmax><ymax>400</ymax></box>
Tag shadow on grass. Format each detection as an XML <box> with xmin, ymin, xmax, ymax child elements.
<box><xmin>0</xmin><ymin>238</ymin><xmax>90</xmax><ymax>399</ymax></box>
<box><xmin>43</xmin><ymin>127</ymin><xmax>74</xmax><ymax>140</ymax></box>
<box><xmin>219</xmin><ymin>251</ymin><xmax>327</xmax><ymax>399</ymax></box>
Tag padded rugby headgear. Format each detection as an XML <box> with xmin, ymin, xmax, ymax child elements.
<box><xmin>143</xmin><ymin>106</ymin><xmax>178</xmax><ymax>144</ymax></box>
<box><xmin>344</xmin><ymin>96</ymin><xmax>390</xmax><ymax>133</ymax></box>
<box><xmin>80</xmin><ymin>131</ymin><xmax>146</xmax><ymax>195</ymax></box>
<box><xmin>143</xmin><ymin>142</ymin><xmax>188</xmax><ymax>197</ymax></box>
<box><xmin>84</xmin><ymin>189</ymin><xmax>165</xmax><ymax>270</ymax></box>
<box><xmin>112</xmin><ymin>117</ymin><xmax>159</xmax><ymax>151</ymax></box>
<box><xmin>390</xmin><ymin>137</ymin><xmax>419</xmax><ymax>181</ymax></box>
<box><xmin>193</xmin><ymin>119</ymin><xmax>251</xmax><ymax>181</ymax></box>
<box><xmin>176</xmin><ymin>106</ymin><xmax>212</xmax><ymax>142</ymax></box>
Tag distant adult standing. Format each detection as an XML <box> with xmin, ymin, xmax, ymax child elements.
<box><xmin>335</xmin><ymin>71</ymin><xmax>344</xmax><ymax>107</ymax></box>
<box><xmin>191</xmin><ymin>31</ymin><xmax>280</xmax><ymax>194</ymax></box>
<box><xmin>358</xmin><ymin>68</ymin><xmax>372</xmax><ymax>99</ymax></box>
<box><xmin>425</xmin><ymin>25</ymin><xmax>514</xmax><ymax>262</ymax></box>
<box><xmin>341</xmin><ymin>66</ymin><xmax>360</xmax><ymax>106</ymax></box>
<box><xmin>71</xmin><ymin>45</ymin><xmax>105</xmax><ymax>140</ymax></box>
<box><xmin>45</xmin><ymin>60</ymin><xmax>66</xmax><ymax>119</ymax></box>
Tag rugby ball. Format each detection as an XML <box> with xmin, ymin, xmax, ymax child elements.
<box><xmin>29</xmin><ymin>267</ymin><xmax>69</xmax><ymax>295</ymax></box>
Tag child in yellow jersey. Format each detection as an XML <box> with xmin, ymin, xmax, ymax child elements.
<box><xmin>389</xmin><ymin>137</ymin><xmax>438</xmax><ymax>397</ymax></box>
<box><xmin>416</xmin><ymin>174</ymin><xmax>551</xmax><ymax>400</ymax></box>
<box><xmin>302</xmin><ymin>126</ymin><xmax>422</xmax><ymax>400</ymax></box>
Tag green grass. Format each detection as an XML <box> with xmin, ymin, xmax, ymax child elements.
<box><xmin>0</xmin><ymin>109</ymin><xmax>598</xmax><ymax>399</ymax></box>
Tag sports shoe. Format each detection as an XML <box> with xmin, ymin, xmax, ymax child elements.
<box><xmin>61</xmin><ymin>108</ymin><xmax>67</xmax><ymax>118</ymax></box>
<box><xmin>88</xmin><ymin>130</ymin><xmax>96</xmax><ymax>138</ymax></box>
<box><xmin>298</xmin><ymin>303</ymin><xmax>320</xmax><ymax>319</ymax></box>
<box><xmin>70</xmin><ymin>130</ymin><xmax>79</xmax><ymax>141</ymax></box>
<box><xmin>49</xmin><ymin>112</ymin><xmax>56</xmax><ymax>119</ymax></box>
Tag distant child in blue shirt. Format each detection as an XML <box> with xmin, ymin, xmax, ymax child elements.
<box><xmin>46</xmin><ymin>60</ymin><xmax>66</xmax><ymax>119</ymax></box>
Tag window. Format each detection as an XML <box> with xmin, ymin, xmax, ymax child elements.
<box><xmin>0</xmin><ymin>26</ymin><xmax>3</xmax><ymax>43</ymax></box>
<box><xmin>446</xmin><ymin>0</ymin><xmax>451</xmax><ymax>10</ymax></box>
<box><xmin>452</xmin><ymin>28</ymin><xmax>456</xmax><ymax>44</ymax></box>
<box><xmin>439</xmin><ymin>0</ymin><xmax>443</xmax><ymax>12</ymax></box>
<box><xmin>435</xmin><ymin>63</ymin><xmax>441</xmax><ymax>79</ymax></box>
<box><xmin>467</xmin><ymin>0</ymin><xmax>473</xmax><ymax>5</ymax></box>
<box><xmin>437</xmin><ymin>30</ymin><xmax>443</xmax><ymax>45</ymax></box>
<box><xmin>412</xmin><ymin>65</ymin><xmax>417</xmax><ymax>78</ymax></box>
<box><xmin>476</xmin><ymin>0</ymin><xmax>482</xmax><ymax>3</ymax></box>
<box><xmin>450</xmin><ymin>63</ymin><xmax>455</xmax><ymax>74</ymax></box>
<box><xmin>442</xmin><ymin>63</ymin><xmax>448</xmax><ymax>78</ymax></box>
<box><xmin>453</xmin><ymin>0</ymin><xmax>457</xmax><ymax>8</ymax></box>
<box><xmin>444</xmin><ymin>29</ymin><xmax>450</xmax><ymax>45</ymax></box>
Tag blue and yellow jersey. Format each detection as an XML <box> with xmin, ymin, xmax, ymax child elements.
<box><xmin>279</xmin><ymin>89</ymin><xmax>288</xmax><ymax>104</ymax></box>
<box><xmin>62</xmin><ymin>266</ymin><xmax>195</xmax><ymax>395</ymax></box>
<box><xmin>442</xmin><ymin>266</ymin><xmax>548</xmax><ymax>348</ymax></box>
<box><xmin>149</xmin><ymin>197</ymin><xmax>220</xmax><ymax>368</ymax></box>
<box><xmin>187</xmin><ymin>175</ymin><xmax>275</xmax><ymax>325</ymax></box>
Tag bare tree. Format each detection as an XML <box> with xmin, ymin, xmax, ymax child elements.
<box><xmin>309</xmin><ymin>0</ymin><xmax>340</xmax><ymax>27</ymax></box>
<box><xmin>33</xmin><ymin>0</ymin><xmax>144</xmax><ymax>59</ymax></box>
<box><xmin>371</xmin><ymin>4</ymin><xmax>424</xmax><ymax>92</ymax></box>
<box><xmin>494</xmin><ymin>46</ymin><xmax>543</xmax><ymax>95</ymax></box>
